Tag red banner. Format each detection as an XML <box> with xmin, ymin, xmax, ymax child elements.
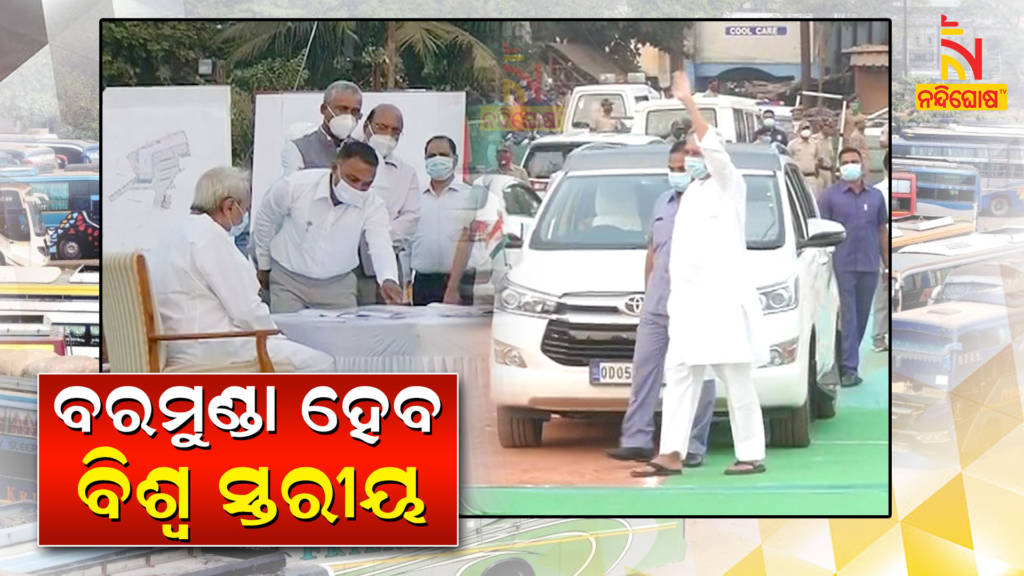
<box><xmin>38</xmin><ymin>374</ymin><xmax>458</xmax><ymax>547</ymax></box>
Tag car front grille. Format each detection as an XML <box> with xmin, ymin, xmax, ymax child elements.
<box><xmin>541</xmin><ymin>320</ymin><xmax>637</xmax><ymax>366</ymax></box>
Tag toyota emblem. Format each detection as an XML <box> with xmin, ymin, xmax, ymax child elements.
<box><xmin>621</xmin><ymin>294</ymin><xmax>644</xmax><ymax>316</ymax></box>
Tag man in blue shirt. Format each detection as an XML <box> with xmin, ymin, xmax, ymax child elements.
<box><xmin>606</xmin><ymin>139</ymin><xmax>715</xmax><ymax>465</ymax></box>
<box><xmin>819</xmin><ymin>147</ymin><xmax>889</xmax><ymax>387</ymax></box>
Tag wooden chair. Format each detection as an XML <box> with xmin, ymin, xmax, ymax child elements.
<box><xmin>103</xmin><ymin>252</ymin><xmax>292</xmax><ymax>373</ymax></box>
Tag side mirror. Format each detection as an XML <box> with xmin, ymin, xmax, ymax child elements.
<box><xmin>505</xmin><ymin>234</ymin><xmax>523</xmax><ymax>249</ymax></box>
<box><xmin>799</xmin><ymin>218</ymin><xmax>846</xmax><ymax>250</ymax></box>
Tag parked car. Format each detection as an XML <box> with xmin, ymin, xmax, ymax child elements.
<box><xmin>490</xmin><ymin>142</ymin><xmax>846</xmax><ymax>448</ymax></box>
<box><xmin>631</xmin><ymin>94</ymin><xmax>763</xmax><ymax>144</ymax></box>
<box><xmin>0</xmin><ymin>144</ymin><xmax>57</xmax><ymax>173</ymax></box>
<box><xmin>562</xmin><ymin>78</ymin><xmax>663</xmax><ymax>134</ymax></box>
<box><xmin>0</xmin><ymin>138</ymin><xmax>97</xmax><ymax>165</ymax></box>
<box><xmin>520</xmin><ymin>132</ymin><xmax>662</xmax><ymax>196</ymax></box>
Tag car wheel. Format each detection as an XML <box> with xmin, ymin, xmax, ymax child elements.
<box><xmin>989</xmin><ymin>195</ymin><xmax>1011</xmax><ymax>217</ymax></box>
<box><xmin>497</xmin><ymin>406</ymin><xmax>544</xmax><ymax>448</ymax></box>
<box><xmin>58</xmin><ymin>238</ymin><xmax>81</xmax><ymax>260</ymax></box>
<box><xmin>769</xmin><ymin>353</ymin><xmax>811</xmax><ymax>448</ymax></box>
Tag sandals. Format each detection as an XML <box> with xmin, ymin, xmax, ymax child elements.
<box><xmin>724</xmin><ymin>460</ymin><xmax>766</xmax><ymax>475</ymax></box>
<box><xmin>630</xmin><ymin>461</ymin><xmax>682</xmax><ymax>477</ymax></box>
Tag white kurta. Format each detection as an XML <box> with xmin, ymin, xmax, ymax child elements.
<box><xmin>666</xmin><ymin>127</ymin><xmax>769</xmax><ymax>368</ymax></box>
<box><xmin>150</xmin><ymin>214</ymin><xmax>334</xmax><ymax>372</ymax></box>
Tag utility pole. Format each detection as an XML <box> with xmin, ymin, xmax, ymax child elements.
<box><xmin>800</xmin><ymin>21</ymin><xmax>811</xmax><ymax>102</ymax></box>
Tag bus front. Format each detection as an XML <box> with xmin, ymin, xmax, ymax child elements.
<box><xmin>891</xmin><ymin>171</ymin><xmax>915</xmax><ymax>217</ymax></box>
<box><xmin>0</xmin><ymin>185</ymin><xmax>49</xmax><ymax>267</ymax></box>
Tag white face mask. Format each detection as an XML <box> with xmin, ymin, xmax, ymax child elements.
<box><xmin>228</xmin><ymin>201</ymin><xmax>248</xmax><ymax>237</ymax></box>
<box><xmin>327</xmin><ymin>107</ymin><xmax>356</xmax><ymax>140</ymax></box>
<box><xmin>332</xmin><ymin>171</ymin><xmax>366</xmax><ymax>208</ymax></box>
<box><xmin>366</xmin><ymin>126</ymin><xmax>398</xmax><ymax>158</ymax></box>
<box><xmin>800</xmin><ymin>129</ymin><xmax>811</xmax><ymax>139</ymax></box>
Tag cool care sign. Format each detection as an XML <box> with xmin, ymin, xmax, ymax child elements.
<box><xmin>725</xmin><ymin>26</ymin><xmax>788</xmax><ymax>36</ymax></box>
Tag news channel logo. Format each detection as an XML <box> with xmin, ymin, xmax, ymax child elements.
<box><xmin>915</xmin><ymin>14</ymin><xmax>1009</xmax><ymax>111</ymax></box>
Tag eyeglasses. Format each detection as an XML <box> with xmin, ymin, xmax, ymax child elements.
<box><xmin>369</xmin><ymin>121</ymin><xmax>402</xmax><ymax>137</ymax></box>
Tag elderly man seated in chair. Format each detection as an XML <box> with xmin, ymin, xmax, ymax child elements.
<box><xmin>150</xmin><ymin>166</ymin><xmax>335</xmax><ymax>373</ymax></box>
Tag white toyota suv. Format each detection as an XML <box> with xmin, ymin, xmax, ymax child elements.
<box><xmin>491</xmin><ymin>142</ymin><xmax>847</xmax><ymax>448</ymax></box>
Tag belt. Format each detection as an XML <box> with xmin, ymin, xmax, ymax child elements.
<box><xmin>803</xmin><ymin>171</ymin><xmax>816</xmax><ymax>176</ymax></box>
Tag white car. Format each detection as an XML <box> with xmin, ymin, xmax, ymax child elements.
<box><xmin>562</xmin><ymin>80</ymin><xmax>663</xmax><ymax>134</ymax></box>
<box><xmin>520</xmin><ymin>132</ymin><xmax>663</xmax><ymax>196</ymax></box>
<box><xmin>491</xmin><ymin>142</ymin><xmax>847</xmax><ymax>448</ymax></box>
<box><xmin>631</xmin><ymin>95</ymin><xmax>763</xmax><ymax>144</ymax></box>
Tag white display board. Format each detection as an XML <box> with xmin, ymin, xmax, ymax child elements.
<box><xmin>102</xmin><ymin>86</ymin><xmax>232</xmax><ymax>254</ymax></box>
<box><xmin>251</xmin><ymin>91</ymin><xmax>466</xmax><ymax>215</ymax></box>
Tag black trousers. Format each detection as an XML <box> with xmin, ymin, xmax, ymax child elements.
<box><xmin>413</xmin><ymin>271</ymin><xmax>476</xmax><ymax>306</ymax></box>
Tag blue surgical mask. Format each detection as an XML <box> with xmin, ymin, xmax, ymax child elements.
<box><xmin>685</xmin><ymin>156</ymin><xmax>709</xmax><ymax>181</ymax></box>
<box><xmin>425</xmin><ymin>156</ymin><xmax>455</xmax><ymax>181</ymax></box>
<box><xmin>668</xmin><ymin>171</ymin><xmax>691</xmax><ymax>191</ymax></box>
<box><xmin>229</xmin><ymin>203</ymin><xmax>249</xmax><ymax>238</ymax></box>
<box><xmin>839</xmin><ymin>162</ymin><xmax>863</xmax><ymax>182</ymax></box>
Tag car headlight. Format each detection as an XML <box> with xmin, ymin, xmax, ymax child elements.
<box><xmin>758</xmin><ymin>277</ymin><xmax>798</xmax><ymax>314</ymax></box>
<box><xmin>497</xmin><ymin>281</ymin><xmax>559</xmax><ymax>318</ymax></box>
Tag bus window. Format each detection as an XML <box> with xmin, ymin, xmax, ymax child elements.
<box><xmin>30</xmin><ymin>181</ymin><xmax>70</xmax><ymax>211</ymax></box>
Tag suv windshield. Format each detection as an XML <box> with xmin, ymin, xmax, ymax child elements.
<box><xmin>524</xmin><ymin>144</ymin><xmax>582</xmax><ymax>179</ymax></box>
<box><xmin>646</xmin><ymin>108</ymin><xmax>717</xmax><ymax>138</ymax></box>
<box><xmin>531</xmin><ymin>172</ymin><xmax>785</xmax><ymax>250</ymax></box>
<box><xmin>570</xmin><ymin>94</ymin><xmax>627</xmax><ymax>130</ymax></box>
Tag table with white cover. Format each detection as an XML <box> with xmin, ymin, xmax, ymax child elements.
<box><xmin>272</xmin><ymin>304</ymin><xmax>494</xmax><ymax>444</ymax></box>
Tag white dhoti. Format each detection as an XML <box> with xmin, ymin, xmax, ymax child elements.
<box><xmin>661</xmin><ymin>125</ymin><xmax>768</xmax><ymax>463</ymax></box>
<box><xmin>660</xmin><ymin>358</ymin><xmax>765</xmax><ymax>462</ymax></box>
<box><xmin>167</xmin><ymin>335</ymin><xmax>335</xmax><ymax>373</ymax></box>
<box><xmin>266</xmin><ymin>337</ymin><xmax>336</xmax><ymax>373</ymax></box>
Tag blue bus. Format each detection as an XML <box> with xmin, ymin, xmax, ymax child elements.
<box><xmin>0</xmin><ymin>170</ymin><xmax>99</xmax><ymax>259</ymax></box>
<box><xmin>890</xmin><ymin>157</ymin><xmax>981</xmax><ymax>223</ymax></box>
<box><xmin>893</xmin><ymin>125</ymin><xmax>1024</xmax><ymax>217</ymax></box>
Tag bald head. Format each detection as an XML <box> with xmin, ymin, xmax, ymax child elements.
<box><xmin>364</xmin><ymin>103</ymin><xmax>404</xmax><ymax>139</ymax></box>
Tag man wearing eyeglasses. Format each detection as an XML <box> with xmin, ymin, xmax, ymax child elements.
<box><xmin>354</xmin><ymin>103</ymin><xmax>421</xmax><ymax>304</ymax></box>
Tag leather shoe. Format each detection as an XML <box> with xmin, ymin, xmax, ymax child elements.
<box><xmin>841</xmin><ymin>373</ymin><xmax>863</xmax><ymax>387</ymax></box>
<box><xmin>606</xmin><ymin>446</ymin><xmax>654</xmax><ymax>461</ymax></box>
<box><xmin>684</xmin><ymin>453</ymin><xmax>704</xmax><ymax>467</ymax></box>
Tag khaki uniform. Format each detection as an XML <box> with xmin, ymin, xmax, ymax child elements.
<box><xmin>788</xmin><ymin>136</ymin><xmax>824</xmax><ymax>196</ymax></box>
<box><xmin>499</xmin><ymin>164</ymin><xmax>530</xmax><ymax>182</ymax></box>
<box><xmin>593</xmin><ymin>114</ymin><xmax>624</xmax><ymax>133</ymax></box>
<box><xmin>812</xmin><ymin>133</ymin><xmax>836</xmax><ymax>192</ymax></box>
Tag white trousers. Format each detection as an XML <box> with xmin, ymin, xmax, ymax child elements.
<box><xmin>660</xmin><ymin>359</ymin><xmax>765</xmax><ymax>462</ymax></box>
<box><xmin>170</xmin><ymin>336</ymin><xmax>336</xmax><ymax>373</ymax></box>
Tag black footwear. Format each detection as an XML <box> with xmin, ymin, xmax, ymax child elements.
<box><xmin>606</xmin><ymin>446</ymin><xmax>654</xmax><ymax>461</ymax></box>
<box><xmin>841</xmin><ymin>373</ymin><xmax>862</xmax><ymax>387</ymax></box>
<box><xmin>724</xmin><ymin>460</ymin><xmax>766</xmax><ymax>475</ymax></box>
<box><xmin>684</xmin><ymin>453</ymin><xmax>704</xmax><ymax>467</ymax></box>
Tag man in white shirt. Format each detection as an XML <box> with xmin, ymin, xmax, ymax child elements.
<box><xmin>356</xmin><ymin>103</ymin><xmax>420</xmax><ymax>304</ymax></box>
<box><xmin>254</xmin><ymin>140</ymin><xmax>404</xmax><ymax>312</ymax></box>
<box><xmin>281</xmin><ymin>80</ymin><xmax>363</xmax><ymax>176</ymax></box>
<box><xmin>632</xmin><ymin>71</ymin><xmax>768</xmax><ymax>478</ymax></box>
<box><xmin>150</xmin><ymin>167</ymin><xmax>335</xmax><ymax>373</ymax></box>
<box><xmin>411</xmin><ymin>135</ymin><xmax>484</xmax><ymax>306</ymax></box>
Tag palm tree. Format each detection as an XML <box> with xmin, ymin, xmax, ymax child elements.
<box><xmin>219</xmin><ymin>20</ymin><xmax>500</xmax><ymax>90</ymax></box>
<box><xmin>217</xmin><ymin>21</ymin><xmax>359</xmax><ymax>88</ymax></box>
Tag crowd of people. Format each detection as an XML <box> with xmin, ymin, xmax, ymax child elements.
<box><xmin>150</xmin><ymin>78</ymin><xmax>501</xmax><ymax>373</ymax></box>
